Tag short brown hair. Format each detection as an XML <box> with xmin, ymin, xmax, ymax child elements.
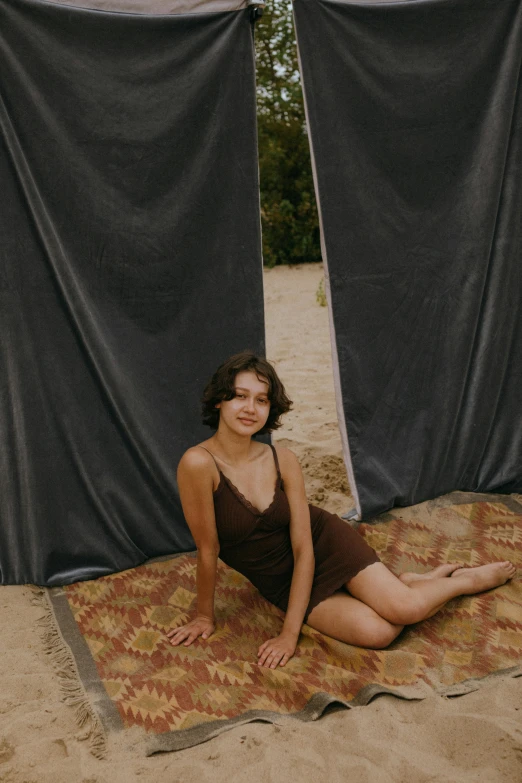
<box><xmin>201</xmin><ymin>351</ymin><xmax>292</xmax><ymax>434</ymax></box>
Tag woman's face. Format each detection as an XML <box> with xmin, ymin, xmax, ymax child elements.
<box><xmin>216</xmin><ymin>371</ymin><xmax>270</xmax><ymax>436</ymax></box>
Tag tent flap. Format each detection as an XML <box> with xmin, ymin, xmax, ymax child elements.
<box><xmin>0</xmin><ymin>0</ymin><xmax>264</xmax><ymax>583</ymax></box>
<box><xmin>294</xmin><ymin>0</ymin><xmax>522</xmax><ymax>518</ymax></box>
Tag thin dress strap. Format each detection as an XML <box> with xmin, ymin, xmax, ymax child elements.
<box><xmin>197</xmin><ymin>445</ymin><xmax>221</xmax><ymax>473</ymax></box>
<box><xmin>199</xmin><ymin>444</ymin><xmax>281</xmax><ymax>480</ymax></box>
<box><xmin>269</xmin><ymin>443</ymin><xmax>282</xmax><ymax>479</ymax></box>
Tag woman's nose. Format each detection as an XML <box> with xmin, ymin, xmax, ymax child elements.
<box><xmin>243</xmin><ymin>397</ymin><xmax>255</xmax><ymax>411</ymax></box>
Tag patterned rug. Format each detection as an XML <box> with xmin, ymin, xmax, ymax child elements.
<box><xmin>38</xmin><ymin>492</ymin><xmax>522</xmax><ymax>755</ymax></box>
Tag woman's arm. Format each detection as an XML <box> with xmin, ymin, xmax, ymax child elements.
<box><xmin>166</xmin><ymin>448</ymin><xmax>220</xmax><ymax>647</ymax></box>
<box><xmin>257</xmin><ymin>446</ymin><xmax>315</xmax><ymax>668</ymax></box>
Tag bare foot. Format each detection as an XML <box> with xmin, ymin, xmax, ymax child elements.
<box><xmin>399</xmin><ymin>564</ymin><xmax>461</xmax><ymax>585</ymax></box>
<box><xmin>450</xmin><ymin>561</ymin><xmax>516</xmax><ymax>593</ymax></box>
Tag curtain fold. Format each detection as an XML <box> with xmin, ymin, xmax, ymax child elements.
<box><xmin>294</xmin><ymin>0</ymin><xmax>522</xmax><ymax>518</ymax></box>
<box><xmin>0</xmin><ymin>0</ymin><xmax>264</xmax><ymax>583</ymax></box>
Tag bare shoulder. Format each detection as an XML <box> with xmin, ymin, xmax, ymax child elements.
<box><xmin>178</xmin><ymin>445</ymin><xmax>216</xmax><ymax>476</ymax></box>
<box><xmin>272</xmin><ymin>444</ymin><xmax>302</xmax><ymax>474</ymax></box>
<box><xmin>272</xmin><ymin>444</ymin><xmax>306</xmax><ymax>498</ymax></box>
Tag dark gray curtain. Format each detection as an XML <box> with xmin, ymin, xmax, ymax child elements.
<box><xmin>0</xmin><ymin>0</ymin><xmax>264</xmax><ymax>584</ymax></box>
<box><xmin>294</xmin><ymin>0</ymin><xmax>522</xmax><ymax>518</ymax></box>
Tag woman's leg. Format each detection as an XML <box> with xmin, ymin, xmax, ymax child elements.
<box><xmin>307</xmin><ymin>591</ymin><xmax>403</xmax><ymax>649</ymax></box>
<box><xmin>347</xmin><ymin>561</ymin><xmax>516</xmax><ymax>627</ymax></box>
<box><xmin>306</xmin><ymin>561</ymin><xmax>515</xmax><ymax>649</ymax></box>
<box><xmin>398</xmin><ymin>563</ymin><xmax>461</xmax><ymax>584</ymax></box>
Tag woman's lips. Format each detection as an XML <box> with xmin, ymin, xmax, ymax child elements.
<box><xmin>238</xmin><ymin>418</ymin><xmax>256</xmax><ymax>425</ymax></box>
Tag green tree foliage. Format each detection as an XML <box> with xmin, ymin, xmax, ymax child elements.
<box><xmin>254</xmin><ymin>0</ymin><xmax>321</xmax><ymax>266</ymax></box>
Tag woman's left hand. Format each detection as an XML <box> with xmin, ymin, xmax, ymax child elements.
<box><xmin>257</xmin><ymin>632</ymin><xmax>297</xmax><ymax>668</ymax></box>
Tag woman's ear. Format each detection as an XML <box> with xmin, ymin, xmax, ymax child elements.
<box><xmin>215</xmin><ymin>402</ymin><xmax>221</xmax><ymax>409</ymax></box>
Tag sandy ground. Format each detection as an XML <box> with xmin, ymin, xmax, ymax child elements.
<box><xmin>264</xmin><ymin>265</ymin><xmax>351</xmax><ymax>516</ymax></box>
<box><xmin>1</xmin><ymin>263</ymin><xmax>521</xmax><ymax>782</ymax></box>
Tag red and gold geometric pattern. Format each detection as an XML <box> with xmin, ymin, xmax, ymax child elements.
<box><xmin>62</xmin><ymin>497</ymin><xmax>522</xmax><ymax>746</ymax></box>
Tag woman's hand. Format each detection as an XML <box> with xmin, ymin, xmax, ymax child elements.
<box><xmin>166</xmin><ymin>615</ymin><xmax>216</xmax><ymax>647</ymax></box>
<box><xmin>257</xmin><ymin>632</ymin><xmax>297</xmax><ymax>668</ymax></box>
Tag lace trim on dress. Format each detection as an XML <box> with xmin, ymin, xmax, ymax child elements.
<box><xmin>220</xmin><ymin>473</ymin><xmax>280</xmax><ymax>517</ymax></box>
<box><xmin>199</xmin><ymin>444</ymin><xmax>281</xmax><ymax>516</ymax></box>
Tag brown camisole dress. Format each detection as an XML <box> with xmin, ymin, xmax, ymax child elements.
<box><xmin>203</xmin><ymin>444</ymin><xmax>380</xmax><ymax>620</ymax></box>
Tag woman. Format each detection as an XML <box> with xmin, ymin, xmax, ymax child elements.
<box><xmin>167</xmin><ymin>352</ymin><xmax>515</xmax><ymax>668</ymax></box>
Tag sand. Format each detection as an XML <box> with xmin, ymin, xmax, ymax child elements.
<box><xmin>0</xmin><ymin>263</ymin><xmax>521</xmax><ymax>782</ymax></box>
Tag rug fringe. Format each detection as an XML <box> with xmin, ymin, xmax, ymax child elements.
<box><xmin>30</xmin><ymin>586</ymin><xmax>107</xmax><ymax>758</ymax></box>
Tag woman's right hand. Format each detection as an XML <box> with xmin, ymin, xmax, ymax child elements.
<box><xmin>166</xmin><ymin>615</ymin><xmax>216</xmax><ymax>647</ymax></box>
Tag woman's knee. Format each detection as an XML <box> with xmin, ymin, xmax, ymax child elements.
<box><xmin>362</xmin><ymin>619</ymin><xmax>403</xmax><ymax>649</ymax></box>
<box><xmin>382</xmin><ymin>592</ymin><xmax>429</xmax><ymax>626</ymax></box>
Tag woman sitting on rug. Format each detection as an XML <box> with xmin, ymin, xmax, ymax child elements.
<box><xmin>167</xmin><ymin>352</ymin><xmax>515</xmax><ymax>668</ymax></box>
